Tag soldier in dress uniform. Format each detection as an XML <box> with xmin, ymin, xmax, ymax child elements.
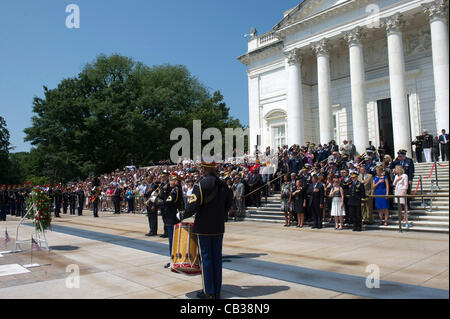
<box><xmin>77</xmin><ymin>185</ymin><xmax>85</xmax><ymax>216</ymax></box>
<box><xmin>158</xmin><ymin>170</ymin><xmax>171</xmax><ymax>238</ymax></box>
<box><xmin>340</xmin><ymin>169</ymin><xmax>351</xmax><ymax>225</ymax></box>
<box><xmin>91</xmin><ymin>177</ymin><xmax>101</xmax><ymax>218</ymax></box>
<box><xmin>348</xmin><ymin>172</ymin><xmax>366</xmax><ymax>232</ymax></box>
<box><xmin>0</xmin><ymin>185</ymin><xmax>9</xmax><ymax>221</ymax></box>
<box><xmin>358</xmin><ymin>166</ymin><xmax>374</xmax><ymax>224</ymax></box>
<box><xmin>62</xmin><ymin>187</ymin><xmax>69</xmax><ymax>214</ymax></box>
<box><xmin>16</xmin><ymin>184</ymin><xmax>26</xmax><ymax>217</ymax></box>
<box><xmin>8</xmin><ymin>185</ymin><xmax>16</xmax><ymax>216</ymax></box>
<box><xmin>178</xmin><ymin>161</ymin><xmax>233</xmax><ymax>299</ymax></box>
<box><xmin>69</xmin><ymin>187</ymin><xmax>77</xmax><ymax>215</ymax></box>
<box><xmin>162</xmin><ymin>172</ymin><xmax>184</xmax><ymax>268</ymax></box>
<box><xmin>144</xmin><ymin>177</ymin><xmax>159</xmax><ymax>236</ymax></box>
<box><xmin>53</xmin><ymin>184</ymin><xmax>62</xmax><ymax>218</ymax></box>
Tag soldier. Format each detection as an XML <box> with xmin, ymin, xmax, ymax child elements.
<box><xmin>348</xmin><ymin>172</ymin><xmax>366</xmax><ymax>232</ymax></box>
<box><xmin>91</xmin><ymin>177</ymin><xmax>101</xmax><ymax>218</ymax></box>
<box><xmin>162</xmin><ymin>172</ymin><xmax>184</xmax><ymax>269</ymax></box>
<box><xmin>340</xmin><ymin>169</ymin><xmax>351</xmax><ymax>225</ymax></box>
<box><xmin>16</xmin><ymin>184</ymin><xmax>26</xmax><ymax>217</ymax></box>
<box><xmin>53</xmin><ymin>185</ymin><xmax>62</xmax><ymax>218</ymax></box>
<box><xmin>69</xmin><ymin>187</ymin><xmax>77</xmax><ymax>215</ymax></box>
<box><xmin>178</xmin><ymin>161</ymin><xmax>233</xmax><ymax>299</ymax></box>
<box><xmin>62</xmin><ymin>187</ymin><xmax>69</xmax><ymax>214</ymax></box>
<box><xmin>144</xmin><ymin>177</ymin><xmax>159</xmax><ymax>236</ymax></box>
<box><xmin>8</xmin><ymin>185</ymin><xmax>16</xmax><ymax>216</ymax></box>
<box><xmin>0</xmin><ymin>185</ymin><xmax>9</xmax><ymax>221</ymax></box>
<box><xmin>77</xmin><ymin>185</ymin><xmax>85</xmax><ymax>216</ymax></box>
<box><xmin>358</xmin><ymin>166</ymin><xmax>374</xmax><ymax>224</ymax></box>
<box><xmin>158</xmin><ymin>171</ymin><xmax>171</xmax><ymax>238</ymax></box>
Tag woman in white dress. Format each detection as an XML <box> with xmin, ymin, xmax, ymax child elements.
<box><xmin>393</xmin><ymin>165</ymin><xmax>409</xmax><ymax>222</ymax></box>
<box><xmin>329</xmin><ymin>177</ymin><xmax>345</xmax><ymax>230</ymax></box>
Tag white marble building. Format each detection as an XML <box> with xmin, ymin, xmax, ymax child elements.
<box><xmin>238</xmin><ymin>0</ymin><xmax>449</xmax><ymax>156</ymax></box>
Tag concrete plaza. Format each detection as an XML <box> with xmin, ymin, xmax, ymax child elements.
<box><xmin>0</xmin><ymin>212</ymin><xmax>448</xmax><ymax>299</ymax></box>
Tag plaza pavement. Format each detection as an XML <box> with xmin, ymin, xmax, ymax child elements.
<box><xmin>0</xmin><ymin>211</ymin><xmax>448</xmax><ymax>299</ymax></box>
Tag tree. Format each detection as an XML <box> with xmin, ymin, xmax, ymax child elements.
<box><xmin>24</xmin><ymin>54</ymin><xmax>245</xmax><ymax>183</ymax></box>
<box><xmin>0</xmin><ymin>116</ymin><xmax>11</xmax><ymax>183</ymax></box>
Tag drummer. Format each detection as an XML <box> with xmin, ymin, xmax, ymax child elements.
<box><xmin>177</xmin><ymin>161</ymin><xmax>233</xmax><ymax>299</ymax></box>
<box><xmin>163</xmin><ymin>172</ymin><xmax>184</xmax><ymax>268</ymax></box>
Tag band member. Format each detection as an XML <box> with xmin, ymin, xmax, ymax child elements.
<box><xmin>0</xmin><ymin>185</ymin><xmax>9</xmax><ymax>221</ymax></box>
<box><xmin>348</xmin><ymin>172</ymin><xmax>366</xmax><ymax>232</ymax></box>
<box><xmin>178</xmin><ymin>161</ymin><xmax>233</xmax><ymax>299</ymax></box>
<box><xmin>158</xmin><ymin>171</ymin><xmax>171</xmax><ymax>238</ymax></box>
<box><xmin>77</xmin><ymin>185</ymin><xmax>85</xmax><ymax>216</ymax></box>
<box><xmin>69</xmin><ymin>187</ymin><xmax>77</xmax><ymax>215</ymax></box>
<box><xmin>62</xmin><ymin>187</ymin><xmax>69</xmax><ymax>214</ymax></box>
<box><xmin>8</xmin><ymin>185</ymin><xmax>16</xmax><ymax>216</ymax></box>
<box><xmin>145</xmin><ymin>177</ymin><xmax>159</xmax><ymax>236</ymax></box>
<box><xmin>53</xmin><ymin>185</ymin><xmax>62</xmax><ymax>218</ymax></box>
<box><xmin>91</xmin><ymin>177</ymin><xmax>101</xmax><ymax>218</ymax></box>
<box><xmin>163</xmin><ymin>173</ymin><xmax>184</xmax><ymax>268</ymax></box>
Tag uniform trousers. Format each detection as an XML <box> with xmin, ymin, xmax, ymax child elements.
<box><xmin>147</xmin><ymin>206</ymin><xmax>158</xmax><ymax>234</ymax></box>
<box><xmin>78</xmin><ymin>204</ymin><xmax>83</xmax><ymax>216</ymax></box>
<box><xmin>197</xmin><ymin>234</ymin><xmax>223</xmax><ymax>296</ymax></box>
<box><xmin>167</xmin><ymin>225</ymin><xmax>174</xmax><ymax>258</ymax></box>
<box><xmin>309</xmin><ymin>204</ymin><xmax>322</xmax><ymax>228</ymax></box>
<box><xmin>54</xmin><ymin>204</ymin><xmax>61</xmax><ymax>217</ymax></box>
<box><xmin>63</xmin><ymin>203</ymin><xmax>68</xmax><ymax>214</ymax></box>
<box><xmin>69</xmin><ymin>203</ymin><xmax>76</xmax><ymax>215</ymax></box>
<box><xmin>349</xmin><ymin>205</ymin><xmax>362</xmax><ymax>231</ymax></box>
<box><xmin>0</xmin><ymin>205</ymin><xmax>7</xmax><ymax>221</ymax></box>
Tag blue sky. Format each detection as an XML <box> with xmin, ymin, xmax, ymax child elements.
<box><xmin>0</xmin><ymin>0</ymin><xmax>299</xmax><ymax>153</ymax></box>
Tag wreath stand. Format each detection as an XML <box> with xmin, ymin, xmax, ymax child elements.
<box><xmin>14</xmin><ymin>204</ymin><xmax>50</xmax><ymax>253</ymax></box>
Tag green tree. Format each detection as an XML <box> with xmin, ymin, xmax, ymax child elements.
<box><xmin>0</xmin><ymin>116</ymin><xmax>12</xmax><ymax>183</ymax></box>
<box><xmin>24</xmin><ymin>54</ymin><xmax>245</xmax><ymax>183</ymax></box>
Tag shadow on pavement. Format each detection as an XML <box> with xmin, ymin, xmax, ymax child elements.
<box><xmin>185</xmin><ymin>284</ymin><xmax>290</xmax><ymax>299</ymax></box>
<box><xmin>48</xmin><ymin>245</ymin><xmax>80</xmax><ymax>251</ymax></box>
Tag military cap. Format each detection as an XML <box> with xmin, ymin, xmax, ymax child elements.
<box><xmin>397</xmin><ymin>149</ymin><xmax>407</xmax><ymax>155</ymax></box>
<box><xmin>350</xmin><ymin>172</ymin><xmax>359</xmax><ymax>178</ymax></box>
<box><xmin>201</xmin><ymin>161</ymin><xmax>217</xmax><ymax>168</ymax></box>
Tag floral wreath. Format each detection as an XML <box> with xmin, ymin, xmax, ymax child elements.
<box><xmin>27</xmin><ymin>186</ymin><xmax>52</xmax><ymax>231</ymax></box>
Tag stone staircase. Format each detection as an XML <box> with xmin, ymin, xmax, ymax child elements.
<box><xmin>245</xmin><ymin>162</ymin><xmax>449</xmax><ymax>233</ymax></box>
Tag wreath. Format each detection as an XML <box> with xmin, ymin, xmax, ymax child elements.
<box><xmin>27</xmin><ymin>186</ymin><xmax>52</xmax><ymax>231</ymax></box>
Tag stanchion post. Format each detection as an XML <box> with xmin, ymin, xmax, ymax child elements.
<box><xmin>398</xmin><ymin>197</ymin><xmax>402</xmax><ymax>233</ymax></box>
<box><xmin>434</xmin><ymin>159</ymin><xmax>440</xmax><ymax>190</ymax></box>
<box><xmin>419</xmin><ymin>176</ymin><xmax>426</xmax><ymax>207</ymax></box>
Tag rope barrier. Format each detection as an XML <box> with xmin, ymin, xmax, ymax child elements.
<box><xmin>436</xmin><ymin>162</ymin><xmax>449</xmax><ymax>167</ymax></box>
<box><xmin>413</xmin><ymin>177</ymin><xmax>421</xmax><ymax>196</ymax></box>
<box><xmin>423</xmin><ymin>162</ymin><xmax>436</xmax><ymax>179</ymax></box>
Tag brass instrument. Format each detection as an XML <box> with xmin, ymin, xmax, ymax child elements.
<box><xmin>145</xmin><ymin>184</ymin><xmax>161</xmax><ymax>206</ymax></box>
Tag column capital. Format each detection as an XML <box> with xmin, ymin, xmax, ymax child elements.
<box><xmin>343</xmin><ymin>26</ymin><xmax>366</xmax><ymax>46</ymax></box>
<box><xmin>284</xmin><ymin>48</ymin><xmax>302</xmax><ymax>65</ymax></box>
<box><xmin>311</xmin><ymin>38</ymin><xmax>331</xmax><ymax>56</ymax></box>
<box><xmin>382</xmin><ymin>13</ymin><xmax>405</xmax><ymax>34</ymax></box>
<box><xmin>422</xmin><ymin>0</ymin><xmax>449</xmax><ymax>22</ymax></box>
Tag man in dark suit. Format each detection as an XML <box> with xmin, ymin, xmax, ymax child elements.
<box><xmin>178</xmin><ymin>161</ymin><xmax>233</xmax><ymax>299</ymax></box>
<box><xmin>439</xmin><ymin>129</ymin><xmax>450</xmax><ymax>162</ymax></box>
<box><xmin>347</xmin><ymin>172</ymin><xmax>366</xmax><ymax>231</ymax></box>
<box><xmin>306</xmin><ymin>175</ymin><xmax>324</xmax><ymax>229</ymax></box>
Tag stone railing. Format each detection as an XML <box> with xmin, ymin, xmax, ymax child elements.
<box><xmin>258</xmin><ymin>31</ymin><xmax>278</xmax><ymax>46</ymax></box>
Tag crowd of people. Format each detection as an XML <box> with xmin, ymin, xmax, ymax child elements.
<box><xmin>1</xmin><ymin>132</ymin><xmax>428</xmax><ymax>233</ymax></box>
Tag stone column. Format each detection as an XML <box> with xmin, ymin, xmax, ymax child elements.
<box><xmin>423</xmin><ymin>0</ymin><xmax>449</xmax><ymax>133</ymax></box>
<box><xmin>383</xmin><ymin>13</ymin><xmax>412</xmax><ymax>155</ymax></box>
<box><xmin>284</xmin><ymin>48</ymin><xmax>304</xmax><ymax>146</ymax></box>
<box><xmin>344</xmin><ymin>27</ymin><xmax>368</xmax><ymax>155</ymax></box>
<box><xmin>312</xmin><ymin>39</ymin><xmax>333</xmax><ymax>145</ymax></box>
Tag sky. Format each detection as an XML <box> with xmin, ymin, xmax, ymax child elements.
<box><xmin>0</xmin><ymin>0</ymin><xmax>300</xmax><ymax>153</ymax></box>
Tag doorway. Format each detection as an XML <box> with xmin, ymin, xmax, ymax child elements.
<box><xmin>377</xmin><ymin>98</ymin><xmax>394</xmax><ymax>158</ymax></box>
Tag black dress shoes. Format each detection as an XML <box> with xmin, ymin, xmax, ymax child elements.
<box><xmin>160</xmin><ymin>234</ymin><xmax>168</xmax><ymax>238</ymax></box>
<box><xmin>196</xmin><ymin>291</ymin><xmax>215</xmax><ymax>299</ymax></box>
<box><xmin>164</xmin><ymin>263</ymin><xmax>170</xmax><ymax>268</ymax></box>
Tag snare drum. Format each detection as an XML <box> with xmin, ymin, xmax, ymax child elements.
<box><xmin>171</xmin><ymin>222</ymin><xmax>201</xmax><ymax>275</ymax></box>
